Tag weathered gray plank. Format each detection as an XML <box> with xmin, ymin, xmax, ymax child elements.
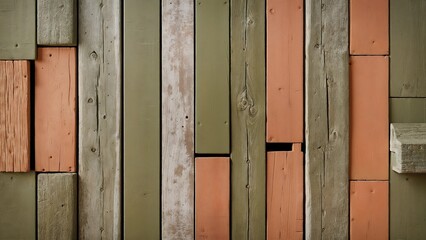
<box><xmin>305</xmin><ymin>0</ymin><xmax>349</xmax><ymax>238</ymax></box>
<box><xmin>230</xmin><ymin>0</ymin><xmax>266</xmax><ymax>239</ymax></box>
<box><xmin>0</xmin><ymin>0</ymin><xmax>36</xmax><ymax>59</ymax></box>
<box><xmin>390</xmin><ymin>98</ymin><xmax>426</xmax><ymax>123</ymax></box>
<box><xmin>37</xmin><ymin>0</ymin><xmax>77</xmax><ymax>46</ymax></box>
<box><xmin>124</xmin><ymin>0</ymin><xmax>160</xmax><ymax>238</ymax></box>
<box><xmin>38</xmin><ymin>173</ymin><xmax>77</xmax><ymax>240</ymax></box>
<box><xmin>162</xmin><ymin>0</ymin><xmax>195</xmax><ymax>239</ymax></box>
<box><xmin>78</xmin><ymin>0</ymin><xmax>121</xmax><ymax>239</ymax></box>
<box><xmin>195</xmin><ymin>0</ymin><xmax>230</xmax><ymax>154</ymax></box>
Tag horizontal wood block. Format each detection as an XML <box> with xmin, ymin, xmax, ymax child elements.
<box><xmin>350</xmin><ymin>56</ymin><xmax>388</xmax><ymax>180</ymax></box>
<box><xmin>350</xmin><ymin>0</ymin><xmax>388</xmax><ymax>55</ymax></box>
<box><xmin>390</xmin><ymin>98</ymin><xmax>426</xmax><ymax>123</ymax></box>
<box><xmin>266</xmin><ymin>0</ymin><xmax>303</xmax><ymax>143</ymax></box>
<box><xmin>0</xmin><ymin>172</ymin><xmax>36</xmax><ymax>240</ymax></box>
<box><xmin>267</xmin><ymin>146</ymin><xmax>303</xmax><ymax>240</ymax></box>
<box><xmin>35</xmin><ymin>48</ymin><xmax>76</xmax><ymax>172</ymax></box>
<box><xmin>195</xmin><ymin>157</ymin><xmax>229</xmax><ymax>240</ymax></box>
<box><xmin>38</xmin><ymin>0</ymin><xmax>77</xmax><ymax>46</ymax></box>
<box><xmin>0</xmin><ymin>61</ymin><xmax>30</xmax><ymax>172</ymax></box>
<box><xmin>350</xmin><ymin>181</ymin><xmax>388</xmax><ymax>240</ymax></box>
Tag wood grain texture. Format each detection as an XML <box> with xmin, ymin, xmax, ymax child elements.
<box><xmin>267</xmin><ymin>146</ymin><xmax>303</xmax><ymax>240</ymax></box>
<box><xmin>391</xmin><ymin>0</ymin><xmax>426</xmax><ymax>97</ymax></box>
<box><xmin>123</xmin><ymin>0</ymin><xmax>160</xmax><ymax>239</ymax></box>
<box><xmin>195</xmin><ymin>157</ymin><xmax>230</xmax><ymax>240</ymax></box>
<box><xmin>350</xmin><ymin>181</ymin><xmax>388</xmax><ymax>240</ymax></box>
<box><xmin>0</xmin><ymin>0</ymin><xmax>36</xmax><ymax>59</ymax></box>
<box><xmin>196</xmin><ymin>0</ymin><xmax>230</xmax><ymax>154</ymax></box>
<box><xmin>35</xmin><ymin>48</ymin><xmax>76</xmax><ymax>172</ymax></box>
<box><xmin>350</xmin><ymin>0</ymin><xmax>389</xmax><ymax>55</ymax></box>
<box><xmin>78</xmin><ymin>0</ymin><xmax>121</xmax><ymax>238</ymax></box>
<box><xmin>231</xmin><ymin>0</ymin><xmax>266</xmax><ymax>239</ymax></box>
<box><xmin>305</xmin><ymin>0</ymin><xmax>349</xmax><ymax>238</ymax></box>
<box><xmin>0</xmin><ymin>61</ymin><xmax>30</xmax><ymax>172</ymax></box>
<box><xmin>38</xmin><ymin>173</ymin><xmax>77</xmax><ymax>240</ymax></box>
<box><xmin>0</xmin><ymin>172</ymin><xmax>35</xmax><ymax>240</ymax></box>
<box><xmin>350</xmin><ymin>56</ymin><xmax>388</xmax><ymax>180</ymax></box>
<box><xmin>390</xmin><ymin>98</ymin><xmax>426</xmax><ymax>123</ymax></box>
<box><xmin>266</xmin><ymin>0</ymin><xmax>303</xmax><ymax>143</ymax></box>
<box><xmin>162</xmin><ymin>0</ymin><xmax>195</xmax><ymax>239</ymax></box>
<box><xmin>37</xmin><ymin>0</ymin><xmax>77</xmax><ymax>46</ymax></box>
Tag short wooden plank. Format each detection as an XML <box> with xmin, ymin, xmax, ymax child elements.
<box><xmin>0</xmin><ymin>0</ymin><xmax>36</xmax><ymax>59</ymax></box>
<box><xmin>390</xmin><ymin>0</ymin><xmax>426</xmax><ymax>97</ymax></box>
<box><xmin>350</xmin><ymin>0</ymin><xmax>389</xmax><ymax>55</ymax></box>
<box><xmin>0</xmin><ymin>61</ymin><xmax>30</xmax><ymax>172</ymax></box>
<box><xmin>38</xmin><ymin>173</ymin><xmax>77</xmax><ymax>240</ymax></box>
<box><xmin>305</xmin><ymin>0</ymin><xmax>349</xmax><ymax>238</ymax></box>
<box><xmin>0</xmin><ymin>172</ymin><xmax>36</xmax><ymax>240</ymax></box>
<box><xmin>195</xmin><ymin>0</ymin><xmax>230</xmax><ymax>154</ymax></box>
<box><xmin>267</xmin><ymin>146</ymin><xmax>303</xmax><ymax>240</ymax></box>
<box><xmin>162</xmin><ymin>0</ymin><xmax>195</xmax><ymax>238</ymax></box>
<box><xmin>123</xmin><ymin>0</ymin><xmax>160</xmax><ymax>238</ymax></box>
<box><xmin>390</xmin><ymin>98</ymin><xmax>426</xmax><ymax>123</ymax></box>
<box><xmin>231</xmin><ymin>0</ymin><xmax>266</xmax><ymax>239</ymax></box>
<box><xmin>350</xmin><ymin>56</ymin><xmax>388</xmax><ymax>180</ymax></box>
<box><xmin>350</xmin><ymin>181</ymin><xmax>388</xmax><ymax>240</ymax></box>
<box><xmin>266</xmin><ymin>0</ymin><xmax>303</xmax><ymax>143</ymax></box>
<box><xmin>35</xmin><ymin>48</ymin><xmax>76</xmax><ymax>172</ymax></box>
<box><xmin>195</xmin><ymin>157</ymin><xmax>230</xmax><ymax>240</ymax></box>
<box><xmin>78</xmin><ymin>0</ymin><xmax>122</xmax><ymax>238</ymax></box>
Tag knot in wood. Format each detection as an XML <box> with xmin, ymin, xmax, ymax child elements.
<box><xmin>90</xmin><ymin>51</ymin><xmax>98</xmax><ymax>60</ymax></box>
<box><xmin>249</xmin><ymin>106</ymin><xmax>257</xmax><ymax>116</ymax></box>
<box><xmin>238</xmin><ymin>97</ymin><xmax>249</xmax><ymax>111</ymax></box>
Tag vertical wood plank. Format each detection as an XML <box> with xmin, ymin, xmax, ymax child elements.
<box><xmin>78</xmin><ymin>0</ymin><xmax>121</xmax><ymax>238</ymax></box>
<box><xmin>266</xmin><ymin>0</ymin><xmax>303</xmax><ymax>143</ymax></box>
<box><xmin>231</xmin><ymin>0</ymin><xmax>266</xmax><ymax>239</ymax></box>
<box><xmin>162</xmin><ymin>0</ymin><xmax>195</xmax><ymax>238</ymax></box>
<box><xmin>195</xmin><ymin>157</ymin><xmax>230</xmax><ymax>240</ymax></box>
<box><xmin>390</xmin><ymin>98</ymin><xmax>426</xmax><ymax>123</ymax></box>
<box><xmin>305</xmin><ymin>0</ymin><xmax>349</xmax><ymax>238</ymax></box>
<box><xmin>0</xmin><ymin>61</ymin><xmax>30</xmax><ymax>172</ymax></box>
<box><xmin>124</xmin><ymin>0</ymin><xmax>160</xmax><ymax>238</ymax></box>
<box><xmin>38</xmin><ymin>173</ymin><xmax>77</xmax><ymax>240</ymax></box>
<box><xmin>35</xmin><ymin>48</ymin><xmax>76</xmax><ymax>172</ymax></box>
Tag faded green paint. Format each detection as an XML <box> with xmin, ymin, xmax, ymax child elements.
<box><xmin>390</xmin><ymin>98</ymin><xmax>426</xmax><ymax>123</ymax></box>
<box><xmin>0</xmin><ymin>172</ymin><xmax>36</xmax><ymax>240</ymax></box>
<box><xmin>124</xmin><ymin>0</ymin><xmax>160</xmax><ymax>239</ymax></box>
<box><xmin>0</xmin><ymin>0</ymin><xmax>36</xmax><ymax>59</ymax></box>
<box><xmin>196</xmin><ymin>0</ymin><xmax>230</xmax><ymax>154</ymax></box>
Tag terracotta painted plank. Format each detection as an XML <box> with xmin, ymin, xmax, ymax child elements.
<box><xmin>195</xmin><ymin>157</ymin><xmax>230</xmax><ymax>240</ymax></box>
<box><xmin>266</xmin><ymin>0</ymin><xmax>303</xmax><ymax>143</ymax></box>
<box><xmin>350</xmin><ymin>56</ymin><xmax>388</xmax><ymax>180</ymax></box>
<box><xmin>35</xmin><ymin>48</ymin><xmax>76</xmax><ymax>172</ymax></box>
<box><xmin>267</xmin><ymin>146</ymin><xmax>303</xmax><ymax>240</ymax></box>
<box><xmin>0</xmin><ymin>61</ymin><xmax>30</xmax><ymax>172</ymax></box>
<box><xmin>350</xmin><ymin>0</ymin><xmax>389</xmax><ymax>55</ymax></box>
<box><xmin>162</xmin><ymin>0</ymin><xmax>195</xmax><ymax>238</ymax></box>
<box><xmin>390</xmin><ymin>98</ymin><xmax>426</xmax><ymax>123</ymax></box>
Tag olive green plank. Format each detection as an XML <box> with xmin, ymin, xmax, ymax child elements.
<box><xmin>124</xmin><ymin>0</ymin><xmax>160</xmax><ymax>239</ymax></box>
<box><xmin>231</xmin><ymin>0</ymin><xmax>266</xmax><ymax>239</ymax></box>
<box><xmin>0</xmin><ymin>172</ymin><xmax>36</xmax><ymax>240</ymax></box>
<box><xmin>390</xmin><ymin>98</ymin><xmax>426</xmax><ymax>123</ymax></box>
<box><xmin>0</xmin><ymin>0</ymin><xmax>36</xmax><ymax>59</ymax></box>
<box><xmin>390</xmin><ymin>0</ymin><xmax>426</xmax><ymax>97</ymax></box>
<box><xmin>196</xmin><ymin>0</ymin><xmax>230</xmax><ymax>154</ymax></box>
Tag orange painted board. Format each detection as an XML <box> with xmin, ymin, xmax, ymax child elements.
<box><xmin>35</xmin><ymin>47</ymin><xmax>76</xmax><ymax>172</ymax></box>
<box><xmin>350</xmin><ymin>181</ymin><xmax>388</xmax><ymax>240</ymax></box>
<box><xmin>350</xmin><ymin>56</ymin><xmax>388</xmax><ymax>180</ymax></box>
<box><xmin>267</xmin><ymin>144</ymin><xmax>303</xmax><ymax>240</ymax></box>
<box><xmin>195</xmin><ymin>157</ymin><xmax>229</xmax><ymax>240</ymax></box>
<box><xmin>0</xmin><ymin>61</ymin><xmax>30</xmax><ymax>172</ymax></box>
<box><xmin>266</xmin><ymin>0</ymin><xmax>303</xmax><ymax>143</ymax></box>
<box><xmin>350</xmin><ymin>0</ymin><xmax>389</xmax><ymax>55</ymax></box>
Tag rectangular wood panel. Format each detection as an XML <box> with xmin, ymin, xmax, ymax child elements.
<box><xmin>0</xmin><ymin>61</ymin><xmax>30</xmax><ymax>172</ymax></box>
<box><xmin>35</xmin><ymin>48</ymin><xmax>76</xmax><ymax>172</ymax></box>
<box><xmin>195</xmin><ymin>157</ymin><xmax>230</xmax><ymax>240</ymax></box>
<box><xmin>266</xmin><ymin>0</ymin><xmax>303</xmax><ymax>143</ymax></box>
<box><xmin>390</xmin><ymin>98</ymin><xmax>426</xmax><ymax>123</ymax></box>
<box><xmin>196</xmin><ymin>0</ymin><xmax>230</xmax><ymax>154</ymax></box>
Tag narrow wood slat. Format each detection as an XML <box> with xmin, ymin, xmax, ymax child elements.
<box><xmin>195</xmin><ymin>157</ymin><xmax>230</xmax><ymax>240</ymax></box>
<box><xmin>266</xmin><ymin>0</ymin><xmax>303</xmax><ymax>143</ymax></box>
<box><xmin>35</xmin><ymin>47</ymin><xmax>76</xmax><ymax>172</ymax></box>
